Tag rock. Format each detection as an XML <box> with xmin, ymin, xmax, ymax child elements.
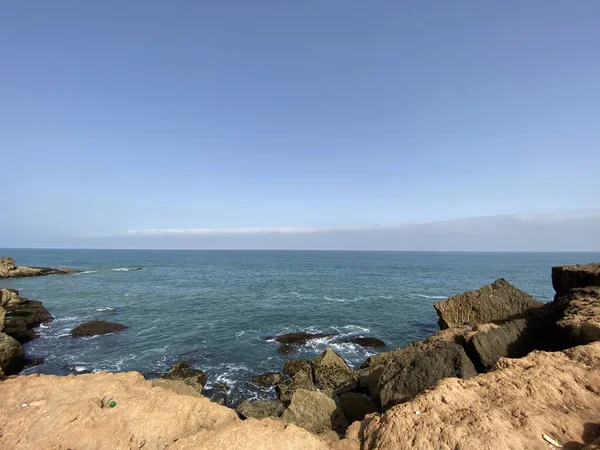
<box><xmin>552</xmin><ymin>262</ymin><xmax>600</xmax><ymax>296</ymax></box>
<box><xmin>283</xmin><ymin>359</ymin><xmax>314</xmax><ymax>380</ymax></box>
<box><xmin>0</xmin><ymin>307</ymin><xmax>5</xmax><ymax>333</ymax></box>
<box><xmin>237</xmin><ymin>399</ymin><xmax>284</xmax><ymax>419</ymax></box>
<box><xmin>362</xmin><ymin>342</ymin><xmax>600</xmax><ymax>450</ymax></box>
<box><xmin>3</xmin><ymin>297</ymin><xmax>53</xmax><ymax>343</ymax></box>
<box><xmin>0</xmin><ymin>256</ymin><xmax>77</xmax><ymax>278</ymax></box>
<box><xmin>354</xmin><ymin>365</ymin><xmax>384</xmax><ymax>405</ymax></box>
<box><xmin>281</xmin><ymin>388</ymin><xmax>348</xmax><ymax>434</ymax></box>
<box><xmin>161</xmin><ymin>361</ymin><xmax>207</xmax><ymax>394</ymax></box>
<box><xmin>338</xmin><ymin>392</ymin><xmax>378</xmax><ymax>423</ymax></box>
<box><xmin>169</xmin><ymin>418</ymin><xmax>330</xmax><ymax>450</ymax></box>
<box><xmin>270</xmin><ymin>332</ymin><xmax>336</xmax><ymax>346</ymax></box>
<box><xmin>0</xmin><ymin>288</ymin><xmax>25</xmax><ymax>307</ymax></box>
<box><xmin>379</xmin><ymin>342</ymin><xmax>477</xmax><ymax>409</ymax></box>
<box><xmin>555</xmin><ymin>286</ymin><xmax>600</xmax><ymax>345</ymax></box>
<box><xmin>341</xmin><ymin>336</ymin><xmax>386</xmax><ymax>348</ymax></box>
<box><xmin>151</xmin><ymin>378</ymin><xmax>201</xmax><ymax>397</ymax></box>
<box><xmin>252</xmin><ymin>371</ymin><xmax>285</xmax><ymax>388</ymax></box>
<box><xmin>465</xmin><ymin>319</ymin><xmax>536</xmax><ymax>370</ymax></box>
<box><xmin>0</xmin><ymin>332</ymin><xmax>24</xmax><ymax>375</ymax></box>
<box><xmin>276</xmin><ymin>370</ymin><xmax>316</xmax><ymax>405</ymax></box>
<box><xmin>583</xmin><ymin>436</ymin><xmax>600</xmax><ymax>450</ymax></box>
<box><xmin>70</xmin><ymin>320</ymin><xmax>127</xmax><ymax>337</ymax></box>
<box><xmin>434</xmin><ymin>278</ymin><xmax>542</xmax><ymax>329</ymax></box>
<box><xmin>277</xmin><ymin>344</ymin><xmax>295</xmax><ymax>354</ymax></box>
<box><xmin>23</xmin><ymin>356</ymin><xmax>45</xmax><ymax>368</ymax></box>
<box><xmin>313</xmin><ymin>348</ymin><xmax>357</xmax><ymax>393</ymax></box>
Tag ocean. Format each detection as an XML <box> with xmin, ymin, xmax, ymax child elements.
<box><xmin>2</xmin><ymin>249</ymin><xmax>598</xmax><ymax>404</ymax></box>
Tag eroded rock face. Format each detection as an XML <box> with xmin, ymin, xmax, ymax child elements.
<box><xmin>281</xmin><ymin>388</ymin><xmax>348</xmax><ymax>434</ymax></box>
<box><xmin>161</xmin><ymin>361</ymin><xmax>207</xmax><ymax>394</ymax></box>
<box><xmin>3</xmin><ymin>292</ymin><xmax>53</xmax><ymax>343</ymax></box>
<box><xmin>338</xmin><ymin>392</ymin><xmax>378</xmax><ymax>423</ymax></box>
<box><xmin>552</xmin><ymin>262</ymin><xmax>600</xmax><ymax>296</ymax></box>
<box><xmin>283</xmin><ymin>359</ymin><xmax>314</xmax><ymax>380</ymax></box>
<box><xmin>362</xmin><ymin>342</ymin><xmax>600</xmax><ymax>450</ymax></box>
<box><xmin>0</xmin><ymin>332</ymin><xmax>25</xmax><ymax>375</ymax></box>
<box><xmin>237</xmin><ymin>399</ymin><xmax>284</xmax><ymax>419</ymax></box>
<box><xmin>151</xmin><ymin>378</ymin><xmax>201</xmax><ymax>397</ymax></box>
<box><xmin>252</xmin><ymin>372</ymin><xmax>285</xmax><ymax>388</ymax></box>
<box><xmin>70</xmin><ymin>320</ymin><xmax>127</xmax><ymax>337</ymax></box>
<box><xmin>276</xmin><ymin>371</ymin><xmax>316</xmax><ymax>405</ymax></box>
<box><xmin>433</xmin><ymin>278</ymin><xmax>542</xmax><ymax>329</ymax></box>
<box><xmin>0</xmin><ymin>256</ymin><xmax>77</xmax><ymax>278</ymax></box>
<box><xmin>313</xmin><ymin>348</ymin><xmax>357</xmax><ymax>394</ymax></box>
<box><xmin>379</xmin><ymin>342</ymin><xmax>477</xmax><ymax>409</ymax></box>
<box><xmin>556</xmin><ymin>287</ymin><xmax>600</xmax><ymax>345</ymax></box>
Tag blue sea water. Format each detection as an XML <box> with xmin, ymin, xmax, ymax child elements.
<box><xmin>1</xmin><ymin>249</ymin><xmax>599</xmax><ymax>404</ymax></box>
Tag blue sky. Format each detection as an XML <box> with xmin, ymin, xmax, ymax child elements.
<box><xmin>2</xmin><ymin>1</ymin><xmax>599</xmax><ymax>249</ymax></box>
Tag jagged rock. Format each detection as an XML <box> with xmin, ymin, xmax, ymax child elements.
<box><xmin>313</xmin><ymin>348</ymin><xmax>356</xmax><ymax>393</ymax></box>
<box><xmin>151</xmin><ymin>378</ymin><xmax>201</xmax><ymax>397</ymax></box>
<box><xmin>237</xmin><ymin>399</ymin><xmax>284</xmax><ymax>419</ymax></box>
<box><xmin>434</xmin><ymin>279</ymin><xmax>542</xmax><ymax>329</ymax></box>
<box><xmin>0</xmin><ymin>332</ymin><xmax>24</xmax><ymax>375</ymax></box>
<box><xmin>362</xmin><ymin>342</ymin><xmax>600</xmax><ymax>450</ymax></box>
<box><xmin>552</xmin><ymin>262</ymin><xmax>600</xmax><ymax>296</ymax></box>
<box><xmin>338</xmin><ymin>336</ymin><xmax>386</xmax><ymax>348</ymax></box>
<box><xmin>281</xmin><ymin>388</ymin><xmax>348</xmax><ymax>434</ymax></box>
<box><xmin>251</xmin><ymin>371</ymin><xmax>284</xmax><ymax>388</ymax></box>
<box><xmin>338</xmin><ymin>392</ymin><xmax>378</xmax><ymax>423</ymax></box>
<box><xmin>283</xmin><ymin>359</ymin><xmax>314</xmax><ymax>380</ymax></box>
<box><xmin>276</xmin><ymin>371</ymin><xmax>316</xmax><ymax>405</ymax></box>
<box><xmin>3</xmin><ymin>297</ymin><xmax>53</xmax><ymax>343</ymax></box>
<box><xmin>0</xmin><ymin>288</ymin><xmax>25</xmax><ymax>307</ymax></box>
<box><xmin>0</xmin><ymin>307</ymin><xmax>5</xmax><ymax>333</ymax></box>
<box><xmin>0</xmin><ymin>256</ymin><xmax>77</xmax><ymax>278</ymax></box>
<box><xmin>161</xmin><ymin>361</ymin><xmax>207</xmax><ymax>394</ymax></box>
<box><xmin>379</xmin><ymin>342</ymin><xmax>477</xmax><ymax>409</ymax></box>
<box><xmin>71</xmin><ymin>320</ymin><xmax>127</xmax><ymax>337</ymax></box>
<box><xmin>269</xmin><ymin>332</ymin><xmax>336</xmax><ymax>346</ymax></box>
<box><xmin>555</xmin><ymin>287</ymin><xmax>600</xmax><ymax>345</ymax></box>
<box><xmin>354</xmin><ymin>365</ymin><xmax>384</xmax><ymax>405</ymax></box>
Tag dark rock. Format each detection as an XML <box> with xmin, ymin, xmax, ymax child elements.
<box><xmin>434</xmin><ymin>279</ymin><xmax>542</xmax><ymax>329</ymax></box>
<box><xmin>271</xmin><ymin>332</ymin><xmax>336</xmax><ymax>346</ymax></box>
<box><xmin>340</xmin><ymin>336</ymin><xmax>386</xmax><ymax>348</ymax></box>
<box><xmin>276</xmin><ymin>371</ymin><xmax>316</xmax><ymax>405</ymax></box>
<box><xmin>0</xmin><ymin>332</ymin><xmax>25</xmax><ymax>375</ymax></box>
<box><xmin>313</xmin><ymin>348</ymin><xmax>357</xmax><ymax>394</ymax></box>
<box><xmin>237</xmin><ymin>399</ymin><xmax>285</xmax><ymax>419</ymax></box>
<box><xmin>283</xmin><ymin>359</ymin><xmax>314</xmax><ymax>381</ymax></box>
<box><xmin>354</xmin><ymin>365</ymin><xmax>384</xmax><ymax>406</ymax></box>
<box><xmin>23</xmin><ymin>357</ymin><xmax>45</xmax><ymax>368</ymax></box>
<box><xmin>278</xmin><ymin>344</ymin><xmax>295</xmax><ymax>354</ymax></box>
<box><xmin>281</xmin><ymin>388</ymin><xmax>349</xmax><ymax>434</ymax></box>
<box><xmin>338</xmin><ymin>392</ymin><xmax>378</xmax><ymax>423</ymax></box>
<box><xmin>379</xmin><ymin>342</ymin><xmax>478</xmax><ymax>409</ymax></box>
<box><xmin>161</xmin><ymin>361</ymin><xmax>206</xmax><ymax>394</ymax></box>
<box><xmin>215</xmin><ymin>383</ymin><xmax>229</xmax><ymax>392</ymax></box>
<box><xmin>3</xmin><ymin>299</ymin><xmax>53</xmax><ymax>343</ymax></box>
<box><xmin>251</xmin><ymin>371</ymin><xmax>285</xmax><ymax>388</ymax></box>
<box><xmin>71</xmin><ymin>320</ymin><xmax>127</xmax><ymax>337</ymax></box>
<box><xmin>552</xmin><ymin>262</ymin><xmax>600</xmax><ymax>296</ymax></box>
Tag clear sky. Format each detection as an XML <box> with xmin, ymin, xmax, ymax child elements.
<box><xmin>2</xmin><ymin>1</ymin><xmax>599</xmax><ymax>249</ymax></box>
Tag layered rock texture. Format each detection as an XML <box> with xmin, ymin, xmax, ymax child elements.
<box><xmin>0</xmin><ymin>256</ymin><xmax>77</xmax><ymax>278</ymax></box>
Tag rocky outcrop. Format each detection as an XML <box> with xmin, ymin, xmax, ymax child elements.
<box><xmin>161</xmin><ymin>361</ymin><xmax>207</xmax><ymax>394</ymax></box>
<box><xmin>276</xmin><ymin>370</ymin><xmax>316</xmax><ymax>405</ymax></box>
<box><xmin>237</xmin><ymin>399</ymin><xmax>284</xmax><ymax>419</ymax></box>
<box><xmin>281</xmin><ymin>388</ymin><xmax>348</xmax><ymax>434</ymax></box>
<box><xmin>555</xmin><ymin>286</ymin><xmax>600</xmax><ymax>345</ymax></box>
<box><xmin>71</xmin><ymin>320</ymin><xmax>127</xmax><ymax>337</ymax></box>
<box><xmin>313</xmin><ymin>348</ymin><xmax>357</xmax><ymax>394</ymax></box>
<box><xmin>434</xmin><ymin>278</ymin><xmax>543</xmax><ymax>329</ymax></box>
<box><xmin>252</xmin><ymin>371</ymin><xmax>284</xmax><ymax>388</ymax></box>
<box><xmin>1</xmin><ymin>289</ymin><xmax>53</xmax><ymax>343</ymax></box>
<box><xmin>283</xmin><ymin>358</ymin><xmax>314</xmax><ymax>380</ymax></box>
<box><xmin>379</xmin><ymin>341</ymin><xmax>477</xmax><ymax>408</ymax></box>
<box><xmin>0</xmin><ymin>332</ymin><xmax>25</xmax><ymax>375</ymax></box>
<box><xmin>0</xmin><ymin>256</ymin><xmax>77</xmax><ymax>278</ymax></box>
<box><xmin>552</xmin><ymin>262</ymin><xmax>600</xmax><ymax>296</ymax></box>
<box><xmin>150</xmin><ymin>378</ymin><xmax>201</xmax><ymax>397</ymax></box>
<box><xmin>361</xmin><ymin>342</ymin><xmax>600</xmax><ymax>450</ymax></box>
<box><xmin>338</xmin><ymin>392</ymin><xmax>378</xmax><ymax>423</ymax></box>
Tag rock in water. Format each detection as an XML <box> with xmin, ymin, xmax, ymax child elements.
<box><xmin>276</xmin><ymin>371</ymin><xmax>316</xmax><ymax>405</ymax></box>
<box><xmin>434</xmin><ymin>279</ymin><xmax>542</xmax><ymax>329</ymax></box>
<box><xmin>161</xmin><ymin>361</ymin><xmax>207</xmax><ymax>394</ymax></box>
<box><xmin>552</xmin><ymin>262</ymin><xmax>600</xmax><ymax>296</ymax></box>
<box><xmin>2</xmin><ymin>291</ymin><xmax>53</xmax><ymax>343</ymax></box>
<box><xmin>283</xmin><ymin>359</ymin><xmax>314</xmax><ymax>380</ymax></box>
<box><xmin>0</xmin><ymin>256</ymin><xmax>77</xmax><ymax>278</ymax></box>
<box><xmin>251</xmin><ymin>371</ymin><xmax>285</xmax><ymax>388</ymax></box>
<box><xmin>237</xmin><ymin>399</ymin><xmax>285</xmax><ymax>419</ymax></box>
<box><xmin>342</xmin><ymin>336</ymin><xmax>386</xmax><ymax>348</ymax></box>
<box><xmin>313</xmin><ymin>348</ymin><xmax>357</xmax><ymax>394</ymax></box>
<box><xmin>281</xmin><ymin>388</ymin><xmax>348</xmax><ymax>434</ymax></box>
<box><xmin>379</xmin><ymin>342</ymin><xmax>477</xmax><ymax>409</ymax></box>
<box><xmin>70</xmin><ymin>320</ymin><xmax>127</xmax><ymax>337</ymax></box>
<box><xmin>0</xmin><ymin>332</ymin><xmax>25</xmax><ymax>375</ymax></box>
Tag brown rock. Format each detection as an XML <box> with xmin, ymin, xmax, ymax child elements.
<box><xmin>70</xmin><ymin>320</ymin><xmax>127</xmax><ymax>337</ymax></box>
<box><xmin>0</xmin><ymin>256</ymin><xmax>77</xmax><ymax>278</ymax></box>
<box><xmin>276</xmin><ymin>370</ymin><xmax>316</xmax><ymax>405</ymax></box>
<box><xmin>161</xmin><ymin>361</ymin><xmax>207</xmax><ymax>394</ymax></box>
<box><xmin>338</xmin><ymin>392</ymin><xmax>378</xmax><ymax>423</ymax></box>
<box><xmin>283</xmin><ymin>358</ymin><xmax>314</xmax><ymax>380</ymax></box>
<box><xmin>313</xmin><ymin>348</ymin><xmax>357</xmax><ymax>394</ymax></box>
<box><xmin>151</xmin><ymin>378</ymin><xmax>201</xmax><ymax>397</ymax></box>
<box><xmin>0</xmin><ymin>332</ymin><xmax>24</xmax><ymax>375</ymax></box>
<box><xmin>281</xmin><ymin>388</ymin><xmax>348</xmax><ymax>434</ymax></box>
<box><xmin>552</xmin><ymin>262</ymin><xmax>600</xmax><ymax>296</ymax></box>
<box><xmin>237</xmin><ymin>399</ymin><xmax>284</xmax><ymax>419</ymax></box>
<box><xmin>433</xmin><ymin>278</ymin><xmax>542</xmax><ymax>329</ymax></box>
<box><xmin>379</xmin><ymin>341</ymin><xmax>477</xmax><ymax>409</ymax></box>
<box><xmin>271</xmin><ymin>332</ymin><xmax>337</xmax><ymax>346</ymax></box>
<box><xmin>252</xmin><ymin>371</ymin><xmax>285</xmax><ymax>388</ymax></box>
<box><xmin>556</xmin><ymin>286</ymin><xmax>600</xmax><ymax>345</ymax></box>
<box><xmin>362</xmin><ymin>342</ymin><xmax>600</xmax><ymax>450</ymax></box>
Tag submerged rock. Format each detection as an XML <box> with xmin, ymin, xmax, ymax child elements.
<box><xmin>237</xmin><ymin>399</ymin><xmax>284</xmax><ymax>419</ymax></box>
<box><xmin>251</xmin><ymin>371</ymin><xmax>284</xmax><ymax>388</ymax></box>
<box><xmin>270</xmin><ymin>332</ymin><xmax>336</xmax><ymax>346</ymax></box>
<box><xmin>161</xmin><ymin>361</ymin><xmax>207</xmax><ymax>394</ymax></box>
<box><xmin>0</xmin><ymin>332</ymin><xmax>24</xmax><ymax>375</ymax></box>
<box><xmin>70</xmin><ymin>320</ymin><xmax>127</xmax><ymax>337</ymax></box>
<box><xmin>313</xmin><ymin>348</ymin><xmax>357</xmax><ymax>394</ymax></box>
<box><xmin>434</xmin><ymin>278</ymin><xmax>542</xmax><ymax>329</ymax></box>
<box><xmin>552</xmin><ymin>262</ymin><xmax>600</xmax><ymax>296</ymax></box>
<box><xmin>0</xmin><ymin>256</ymin><xmax>77</xmax><ymax>278</ymax></box>
<box><xmin>281</xmin><ymin>388</ymin><xmax>348</xmax><ymax>434</ymax></box>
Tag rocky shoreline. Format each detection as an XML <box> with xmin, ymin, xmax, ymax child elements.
<box><xmin>0</xmin><ymin>261</ymin><xmax>599</xmax><ymax>449</ymax></box>
<box><xmin>0</xmin><ymin>256</ymin><xmax>78</xmax><ymax>279</ymax></box>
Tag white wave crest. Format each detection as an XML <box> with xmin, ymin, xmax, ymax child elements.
<box><xmin>411</xmin><ymin>294</ymin><xmax>448</xmax><ymax>299</ymax></box>
<box><xmin>77</xmin><ymin>270</ymin><xmax>98</xmax><ymax>275</ymax></box>
<box><xmin>96</xmin><ymin>307</ymin><xmax>116</xmax><ymax>312</ymax></box>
